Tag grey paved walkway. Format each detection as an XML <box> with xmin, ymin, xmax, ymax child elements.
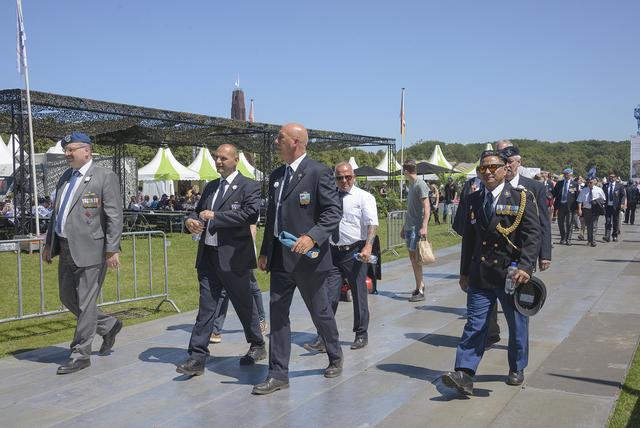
<box><xmin>1</xmin><ymin>222</ymin><xmax>639</xmax><ymax>427</ymax></box>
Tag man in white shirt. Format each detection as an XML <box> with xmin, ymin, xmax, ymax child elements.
<box><xmin>304</xmin><ymin>162</ymin><xmax>378</xmax><ymax>352</ymax></box>
<box><xmin>577</xmin><ymin>177</ymin><xmax>606</xmax><ymax>247</ymax></box>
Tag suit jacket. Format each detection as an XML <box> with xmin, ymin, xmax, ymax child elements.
<box><xmin>552</xmin><ymin>178</ymin><xmax>580</xmax><ymax>210</ymax></box>
<box><xmin>604</xmin><ymin>182</ymin><xmax>626</xmax><ymax>209</ymax></box>
<box><xmin>189</xmin><ymin>173</ymin><xmax>260</xmax><ymax>272</ymax></box>
<box><xmin>460</xmin><ymin>183</ymin><xmax>541</xmax><ymax>290</ymax></box>
<box><xmin>46</xmin><ymin>163</ymin><xmax>123</xmax><ymax>267</ymax></box>
<box><xmin>259</xmin><ymin>156</ymin><xmax>342</xmax><ymax>273</ymax></box>
<box><xmin>519</xmin><ymin>175</ymin><xmax>552</xmax><ymax>261</ymax></box>
<box><xmin>626</xmin><ymin>185</ymin><xmax>639</xmax><ymax>205</ymax></box>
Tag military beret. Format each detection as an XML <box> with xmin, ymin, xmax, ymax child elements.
<box><xmin>562</xmin><ymin>168</ymin><xmax>573</xmax><ymax>174</ymax></box>
<box><xmin>500</xmin><ymin>146</ymin><xmax>520</xmax><ymax>158</ymax></box>
<box><xmin>61</xmin><ymin>132</ymin><xmax>91</xmax><ymax>147</ymax></box>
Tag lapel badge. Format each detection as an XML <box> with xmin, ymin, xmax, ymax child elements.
<box><xmin>470</xmin><ymin>211</ymin><xmax>475</xmax><ymax>220</ymax></box>
<box><xmin>84</xmin><ymin>175</ymin><xmax>92</xmax><ymax>183</ymax></box>
<box><xmin>231</xmin><ymin>184</ymin><xmax>237</xmax><ymax>190</ymax></box>
<box><xmin>231</xmin><ymin>201</ymin><xmax>241</xmax><ymax>210</ymax></box>
<box><xmin>297</xmin><ymin>173</ymin><xmax>302</xmax><ymax>180</ymax></box>
<box><xmin>504</xmin><ymin>190</ymin><xmax>510</xmax><ymax>198</ymax></box>
<box><xmin>273</xmin><ymin>181</ymin><xmax>280</xmax><ymax>188</ymax></box>
<box><xmin>299</xmin><ymin>191</ymin><xmax>311</xmax><ymax>206</ymax></box>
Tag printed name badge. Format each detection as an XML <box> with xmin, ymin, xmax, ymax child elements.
<box><xmin>82</xmin><ymin>192</ymin><xmax>100</xmax><ymax>209</ymax></box>
<box><xmin>299</xmin><ymin>191</ymin><xmax>311</xmax><ymax>206</ymax></box>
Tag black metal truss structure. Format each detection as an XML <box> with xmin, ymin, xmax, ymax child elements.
<box><xmin>0</xmin><ymin>89</ymin><xmax>396</xmax><ymax>235</ymax></box>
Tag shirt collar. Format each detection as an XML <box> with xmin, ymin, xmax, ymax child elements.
<box><xmin>287</xmin><ymin>153</ymin><xmax>307</xmax><ymax>172</ymax></box>
<box><xmin>221</xmin><ymin>170</ymin><xmax>239</xmax><ymax>185</ymax></box>
<box><xmin>486</xmin><ymin>181</ymin><xmax>505</xmax><ymax>200</ymax></box>
<box><xmin>77</xmin><ymin>159</ymin><xmax>93</xmax><ymax>176</ymax></box>
<box><xmin>509</xmin><ymin>174</ymin><xmax>520</xmax><ymax>188</ymax></box>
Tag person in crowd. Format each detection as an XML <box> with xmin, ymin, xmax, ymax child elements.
<box><xmin>429</xmin><ymin>181</ymin><xmax>440</xmax><ymax>225</ymax></box>
<box><xmin>43</xmin><ymin>132</ymin><xmax>123</xmax><ymax>375</ymax></box>
<box><xmin>401</xmin><ymin>159</ymin><xmax>431</xmax><ymax>303</ymax></box>
<box><xmin>541</xmin><ymin>171</ymin><xmax>555</xmax><ymax>221</ymax></box>
<box><xmin>453</xmin><ymin>171</ymin><xmax>482</xmax><ymax>236</ymax></box>
<box><xmin>304</xmin><ymin>161</ymin><xmax>378</xmax><ymax>353</ymax></box>
<box><xmin>1</xmin><ymin>195</ymin><xmax>13</xmax><ymax>217</ymax></box>
<box><xmin>552</xmin><ymin>168</ymin><xmax>579</xmax><ymax>245</ymax></box>
<box><xmin>149</xmin><ymin>195</ymin><xmax>159</xmax><ymax>209</ymax></box>
<box><xmin>577</xmin><ymin>176</ymin><xmax>606</xmax><ymax>247</ymax></box>
<box><xmin>624</xmin><ymin>180</ymin><xmax>639</xmax><ymax>225</ymax></box>
<box><xmin>158</xmin><ymin>194</ymin><xmax>169</xmax><ymax>209</ymax></box>
<box><xmin>254</xmin><ymin>123</ymin><xmax>342</xmax><ymax>395</ymax></box>
<box><xmin>602</xmin><ymin>172</ymin><xmax>626</xmax><ymax>242</ymax></box>
<box><xmin>442</xmin><ymin>176</ymin><xmax>458</xmax><ymax>223</ymax></box>
<box><xmin>127</xmin><ymin>196</ymin><xmax>141</xmax><ymax>211</ymax></box>
<box><xmin>379</xmin><ymin>182</ymin><xmax>388</xmax><ymax>198</ymax></box>
<box><xmin>441</xmin><ymin>150</ymin><xmax>540</xmax><ymax>395</ymax></box>
<box><xmin>140</xmin><ymin>195</ymin><xmax>150</xmax><ymax>209</ymax></box>
<box><xmin>177</xmin><ymin>143</ymin><xmax>265</xmax><ymax>377</ymax></box>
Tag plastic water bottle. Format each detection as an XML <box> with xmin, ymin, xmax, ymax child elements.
<box><xmin>192</xmin><ymin>219</ymin><xmax>205</xmax><ymax>241</ymax></box>
<box><xmin>354</xmin><ymin>253</ymin><xmax>378</xmax><ymax>264</ymax></box>
<box><xmin>505</xmin><ymin>262</ymin><xmax>518</xmax><ymax>294</ymax></box>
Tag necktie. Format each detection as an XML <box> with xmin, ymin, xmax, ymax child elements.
<box><xmin>563</xmin><ymin>181</ymin><xmax>569</xmax><ymax>202</ymax></box>
<box><xmin>212</xmin><ymin>179</ymin><xmax>227</xmax><ymax>211</ymax></box>
<box><xmin>331</xmin><ymin>190</ymin><xmax>348</xmax><ymax>243</ymax></box>
<box><xmin>483</xmin><ymin>191</ymin><xmax>494</xmax><ymax>225</ymax></box>
<box><xmin>277</xmin><ymin>166</ymin><xmax>293</xmax><ymax>235</ymax></box>
<box><xmin>55</xmin><ymin>170</ymin><xmax>81</xmax><ymax>235</ymax></box>
<box><xmin>587</xmin><ymin>188</ymin><xmax>593</xmax><ymax>204</ymax></box>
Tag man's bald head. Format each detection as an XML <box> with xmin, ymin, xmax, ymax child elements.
<box><xmin>276</xmin><ymin>123</ymin><xmax>309</xmax><ymax>163</ymax></box>
<box><xmin>217</xmin><ymin>143</ymin><xmax>239</xmax><ymax>159</ymax></box>
<box><xmin>495</xmin><ymin>140</ymin><xmax>513</xmax><ymax>151</ymax></box>
<box><xmin>282</xmin><ymin>123</ymin><xmax>308</xmax><ymax>146</ymax></box>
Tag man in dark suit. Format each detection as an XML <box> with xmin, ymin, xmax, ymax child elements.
<box><xmin>176</xmin><ymin>144</ymin><xmax>265</xmax><ymax>376</ymax></box>
<box><xmin>253</xmin><ymin>123</ymin><xmax>343</xmax><ymax>395</ymax></box>
<box><xmin>552</xmin><ymin>168</ymin><xmax>580</xmax><ymax>245</ymax></box>
<box><xmin>624</xmin><ymin>181</ymin><xmax>639</xmax><ymax>225</ymax></box>
<box><xmin>441</xmin><ymin>150</ymin><xmax>541</xmax><ymax>395</ymax></box>
<box><xmin>44</xmin><ymin>132</ymin><xmax>123</xmax><ymax>374</ymax></box>
<box><xmin>603</xmin><ymin>172</ymin><xmax>626</xmax><ymax>242</ymax></box>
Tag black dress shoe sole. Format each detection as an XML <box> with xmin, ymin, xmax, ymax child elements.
<box><xmin>303</xmin><ymin>343</ymin><xmax>327</xmax><ymax>353</ymax></box>
<box><xmin>350</xmin><ymin>342</ymin><xmax>368</xmax><ymax>350</ymax></box>
<box><xmin>442</xmin><ymin>373</ymin><xmax>473</xmax><ymax>395</ymax></box>
<box><xmin>324</xmin><ymin>368</ymin><xmax>343</xmax><ymax>378</ymax></box>
<box><xmin>56</xmin><ymin>360</ymin><xmax>91</xmax><ymax>375</ymax></box>
<box><xmin>240</xmin><ymin>350</ymin><xmax>267</xmax><ymax>366</ymax></box>
<box><xmin>506</xmin><ymin>377</ymin><xmax>524</xmax><ymax>386</ymax></box>
<box><xmin>252</xmin><ymin>382</ymin><xmax>290</xmax><ymax>395</ymax></box>
<box><xmin>175</xmin><ymin>366</ymin><xmax>204</xmax><ymax>376</ymax></box>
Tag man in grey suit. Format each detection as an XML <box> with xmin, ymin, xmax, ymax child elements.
<box><xmin>44</xmin><ymin>132</ymin><xmax>123</xmax><ymax>375</ymax></box>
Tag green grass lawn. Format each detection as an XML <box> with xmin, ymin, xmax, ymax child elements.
<box><xmin>0</xmin><ymin>220</ymin><xmax>459</xmax><ymax>358</ymax></box>
<box><xmin>608</xmin><ymin>345</ymin><xmax>640</xmax><ymax>427</ymax></box>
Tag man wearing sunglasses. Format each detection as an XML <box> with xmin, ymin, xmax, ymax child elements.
<box><xmin>442</xmin><ymin>150</ymin><xmax>540</xmax><ymax>395</ymax></box>
<box><xmin>304</xmin><ymin>162</ymin><xmax>378</xmax><ymax>352</ymax></box>
<box><xmin>603</xmin><ymin>172</ymin><xmax>626</xmax><ymax>242</ymax></box>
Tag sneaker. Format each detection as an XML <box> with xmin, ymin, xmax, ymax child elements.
<box><xmin>409</xmin><ymin>288</ymin><xmax>425</xmax><ymax>302</ymax></box>
<box><xmin>209</xmin><ymin>333</ymin><xmax>222</xmax><ymax>344</ymax></box>
<box><xmin>577</xmin><ymin>234</ymin><xmax>585</xmax><ymax>241</ymax></box>
<box><xmin>260</xmin><ymin>319</ymin><xmax>268</xmax><ymax>336</ymax></box>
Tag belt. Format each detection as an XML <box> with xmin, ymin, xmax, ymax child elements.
<box><xmin>56</xmin><ymin>234</ymin><xmax>67</xmax><ymax>242</ymax></box>
<box><xmin>331</xmin><ymin>240</ymin><xmax>365</xmax><ymax>252</ymax></box>
<box><xmin>204</xmin><ymin>244</ymin><xmax>218</xmax><ymax>251</ymax></box>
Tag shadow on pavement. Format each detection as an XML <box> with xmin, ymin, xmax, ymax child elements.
<box><xmin>12</xmin><ymin>345</ymin><xmax>69</xmax><ymax>364</ymax></box>
<box><xmin>413</xmin><ymin>305</ymin><xmax>467</xmax><ymax>316</ymax></box>
<box><xmin>404</xmin><ymin>332</ymin><xmax>461</xmax><ymax>348</ymax></box>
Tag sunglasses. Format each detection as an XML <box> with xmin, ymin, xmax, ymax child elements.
<box><xmin>477</xmin><ymin>164</ymin><xmax>504</xmax><ymax>174</ymax></box>
<box><xmin>335</xmin><ymin>175</ymin><xmax>353</xmax><ymax>181</ymax></box>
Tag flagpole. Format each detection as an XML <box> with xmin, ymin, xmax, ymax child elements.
<box><xmin>17</xmin><ymin>0</ymin><xmax>39</xmax><ymax>236</ymax></box>
<box><xmin>399</xmin><ymin>88</ymin><xmax>406</xmax><ymax>203</ymax></box>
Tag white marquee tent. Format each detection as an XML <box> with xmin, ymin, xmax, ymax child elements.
<box><xmin>427</xmin><ymin>144</ymin><xmax>455</xmax><ymax>171</ymax></box>
<box><xmin>46</xmin><ymin>140</ymin><xmax>64</xmax><ymax>155</ymax></box>
<box><xmin>138</xmin><ymin>147</ymin><xmax>199</xmax><ymax>197</ymax></box>
<box><xmin>188</xmin><ymin>147</ymin><xmax>220</xmax><ymax>181</ymax></box>
<box><xmin>238</xmin><ymin>151</ymin><xmax>262</xmax><ymax>180</ymax></box>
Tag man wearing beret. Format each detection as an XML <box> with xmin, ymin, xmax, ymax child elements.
<box><xmin>441</xmin><ymin>150</ymin><xmax>540</xmax><ymax>395</ymax></box>
<box><xmin>44</xmin><ymin>132</ymin><xmax>123</xmax><ymax>374</ymax></box>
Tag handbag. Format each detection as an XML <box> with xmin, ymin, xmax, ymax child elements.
<box><xmin>417</xmin><ymin>237</ymin><xmax>436</xmax><ymax>265</ymax></box>
<box><xmin>591</xmin><ymin>199</ymin><xmax>605</xmax><ymax>216</ymax></box>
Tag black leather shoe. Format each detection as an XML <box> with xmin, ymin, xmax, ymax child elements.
<box><xmin>240</xmin><ymin>345</ymin><xmax>267</xmax><ymax>366</ymax></box>
<box><xmin>590</xmin><ymin>242</ymin><xmax>597</xmax><ymax>247</ymax></box>
<box><xmin>442</xmin><ymin>370</ymin><xmax>473</xmax><ymax>395</ymax></box>
<box><xmin>603</xmin><ymin>236</ymin><xmax>610</xmax><ymax>242</ymax></box>
<box><xmin>506</xmin><ymin>370</ymin><xmax>524</xmax><ymax>386</ymax></box>
<box><xmin>484</xmin><ymin>335</ymin><xmax>501</xmax><ymax>351</ymax></box>
<box><xmin>350</xmin><ymin>336</ymin><xmax>368</xmax><ymax>350</ymax></box>
<box><xmin>57</xmin><ymin>358</ymin><xmax>90</xmax><ymax>375</ymax></box>
<box><xmin>252</xmin><ymin>377</ymin><xmax>290</xmax><ymax>395</ymax></box>
<box><xmin>324</xmin><ymin>360</ymin><xmax>343</xmax><ymax>378</ymax></box>
<box><xmin>613</xmin><ymin>236</ymin><xmax>618</xmax><ymax>242</ymax></box>
<box><xmin>565</xmin><ymin>240</ymin><xmax>572</xmax><ymax>246</ymax></box>
<box><xmin>176</xmin><ymin>357</ymin><xmax>205</xmax><ymax>376</ymax></box>
<box><xmin>99</xmin><ymin>319</ymin><xmax>123</xmax><ymax>356</ymax></box>
<box><xmin>303</xmin><ymin>337</ymin><xmax>326</xmax><ymax>353</ymax></box>
<box><xmin>559</xmin><ymin>239</ymin><xmax>566</xmax><ymax>245</ymax></box>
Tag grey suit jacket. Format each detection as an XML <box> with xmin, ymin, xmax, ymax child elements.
<box><xmin>46</xmin><ymin>162</ymin><xmax>123</xmax><ymax>267</ymax></box>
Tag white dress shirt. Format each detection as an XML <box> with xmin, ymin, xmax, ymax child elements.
<box><xmin>57</xmin><ymin>159</ymin><xmax>93</xmax><ymax>238</ymax></box>
<box><xmin>486</xmin><ymin>182</ymin><xmax>505</xmax><ymax>212</ymax></box>
<box><xmin>508</xmin><ymin>174</ymin><xmax>520</xmax><ymax>189</ymax></box>
<box><xmin>204</xmin><ymin>170</ymin><xmax>239</xmax><ymax>247</ymax></box>
<box><xmin>274</xmin><ymin>153</ymin><xmax>307</xmax><ymax>237</ymax></box>
<box><xmin>577</xmin><ymin>186</ymin><xmax>605</xmax><ymax>209</ymax></box>
<box><xmin>332</xmin><ymin>185</ymin><xmax>379</xmax><ymax>246</ymax></box>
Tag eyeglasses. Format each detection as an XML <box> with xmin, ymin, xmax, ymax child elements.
<box><xmin>477</xmin><ymin>164</ymin><xmax>504</xmax><ymax>174</ymax></box>
<box><xmin>63</xmin><ymin>145</ymin><xmax>86</xmax><ymax>154</ymax></box>
<box><xmin>335</xmin><ymin>175</ymin><xmax>353</xmax><ymax>181</ymax></box>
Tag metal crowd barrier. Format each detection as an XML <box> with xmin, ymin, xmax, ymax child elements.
<box><xmin>0</xmin><ymin>230</ymin><xmax>180</xmax><ymax>325</ymax></box>
<box><xmin>383</xmin><ymin>210</ymin><xmax>406</xmax><ymax>256</ymax></box>
<box><xmin>446</xmin><ymin>203</ymin><xmax>459</xmax><ymax>236</ymax></box>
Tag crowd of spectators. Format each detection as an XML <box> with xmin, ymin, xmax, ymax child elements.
<box><xmin>126</xmin><ymin>186</ymin><xmax>202</xmax><ymax>212</ymax></box>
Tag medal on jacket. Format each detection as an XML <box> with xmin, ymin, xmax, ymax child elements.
<box><xmin>82</xmin><ymin>192</ymin><xmax>99</xmax><ymax>208</ymax></box>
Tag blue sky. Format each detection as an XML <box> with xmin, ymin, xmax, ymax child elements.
<box><xmin>1</xmin><ymin>0</ymin><xmax>639</xmax><ymax>146</ymax></box>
